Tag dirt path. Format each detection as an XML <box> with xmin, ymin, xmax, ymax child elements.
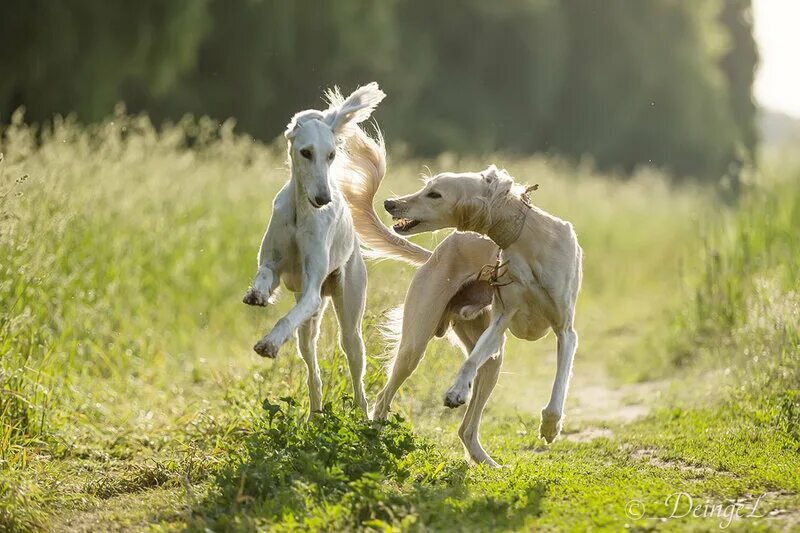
<box><xmin>493</xmin><ymin>348</ymin><xmax>669</xmax><ymax>435</ymax></box>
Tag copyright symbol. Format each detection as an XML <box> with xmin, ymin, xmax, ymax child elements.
<box><xmin>625</xmin><ymin>499</ymin><xmax>645</xmax><ymax>520</ymax></box>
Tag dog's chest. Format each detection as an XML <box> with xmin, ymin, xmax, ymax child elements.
<box><xmin>508</xmin><ymin>308</ymin><xmax>550</xmax><ymax>341</ymax></box>
<box><xmin>279</xmin><ymin>204</ymin><xmax>354</xmax><ymax>293</ymax></box>
<box><xmin>277</xmin><ymin>223</ymin><xmax>304</xmax><ymax>292</ymax></box>
<box><xmin>501</xmin><ymin>258</ymin><xmax>551</xmax><ymax>340</ymax></box>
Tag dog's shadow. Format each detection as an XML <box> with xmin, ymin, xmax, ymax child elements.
<box><xmin>403</xmin><ymin>469</ymin><xmax>547</xmax><ymax>531</ymax></box>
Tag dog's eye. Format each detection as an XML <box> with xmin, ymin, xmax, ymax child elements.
<box><xmin>327</xmin><ymin>151</ymin><xmax>335</xmax><ymax>161</ymax></box>
<box><xmin>299</xmin><ymin>148</ymin><xmax>312</xmax><ymax>160</ymax></box>
<box><xmin>426</xmin><ymin>191</ymin><xmax>442</xmax><ymax>199</ymax></box>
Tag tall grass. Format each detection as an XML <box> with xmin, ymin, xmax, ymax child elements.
<box><xmin>0</xmin><ymin>111</ymin><xmax>718</xmax><ymax>529</ymax></box>
<box><xmin>1</xmin><ymin>110</ymin><xmax>272</xmax><ymax>453</ymax></box>
<box><xmin>677</xmin><ymin>159</ymin><xmax>800</xmax><ymax>427</ymax></box>
<box><xmin>0</xmin><ymin>110</ymin><xmax>707</xmax><ymax>448</ymax></box>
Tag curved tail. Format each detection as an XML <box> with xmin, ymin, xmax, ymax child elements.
<box><xmin>338</xmin><ymin>127</ymin><xmax>431</xmax><ymax>266</ymax></box>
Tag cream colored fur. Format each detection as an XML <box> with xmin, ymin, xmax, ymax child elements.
<box><xmin>344</xmin><ymin>147</ymin><xmax>583</xmax><ymax>467</ymax></box>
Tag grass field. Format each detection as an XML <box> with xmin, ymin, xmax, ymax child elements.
<box><xmin>1</xmin><ymin>112</ymin><xmax>798</xmax><ymax>531</ymax></box>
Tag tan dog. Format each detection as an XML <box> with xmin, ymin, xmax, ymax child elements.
<box><xmin>342</xmin><ymin>136</ymin><xmax>582</xmax><ymax>466</ymax></box>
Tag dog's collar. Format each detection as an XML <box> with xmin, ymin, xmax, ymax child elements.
<box><xmin>486</xmin><ymin>197</ymin><xmax>529</xmax><ymax>249</ymax></box>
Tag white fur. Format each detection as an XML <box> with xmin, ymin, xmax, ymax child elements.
<box><xmin>346</xmin><ymin>157</ymin><xmax>582</xmax><ymax>466</ymax></box>
<box><xmin>243</xmin><ymin>83</ymin><xmax>386</xmax><ymax>415</ymax></box>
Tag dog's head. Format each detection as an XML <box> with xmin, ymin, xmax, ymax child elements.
<box><xmin>385</xmin><ymin>165</ymin><xmax>516</xmax><ymax>235</ymax></box>
<box><xmin>285</xmin><ymin>83</ymin><xmax>385</xmax><ymax>209</ymax></box>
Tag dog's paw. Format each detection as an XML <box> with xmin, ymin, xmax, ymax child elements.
<box><xmin>443</xmin><ymin>381</ymin><xmax>471</xmax><ymax>408</ymax></box>
<box><xmin>243</xmin><ymin>287</ymin><xmax>270</xmax><ymax>307</ymax></box>
<box><xmin>370</xmin><ymin>398</ymin><xmax>390</xmax><ymax>420</ymax></box>
<box><xmin>482</xmin><ymin>458</ymin><xmax>503</xmax><ymax>469</ymax></box>
<box><xmin>467</xmin><ymin>450</ymin><xmax>502</xmax><ymax>468</ymax></box>
<box><xmin>253</xmin><ymin>336</ymin><xmax>281</xmax><ymax>358</ymax></box>
<box><xmin>539</xmin><ymin>409</ymin><xmax>562</xmax><ymax>444</ymax></box>
<box><xmin>371</xmin><ymin>405</ymin><xmax>389</xmax><ymax>421</ymax></box>
<box><xmin>306</xmin><ymin>409</ymin><xmax>323</xmax><ymax>421</ymax></box>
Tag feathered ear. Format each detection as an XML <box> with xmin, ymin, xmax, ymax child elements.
<box><xmin>481</xmin><ymin>165</ymin><xmax>515</xmax><ymax>199</ymax></box>
<box><xmin>323</xmin><ymin>82</ymin><xmax>386</xmax><ymax>136</ymax></box>
<box><xmin>481</xmin><ymin>164</ymin><xmax>501</xmax><ymax>182</ymax></box>
<box><xmin>284</xmin><ymin>118</ymin><xmax>299</xmax><ymax>140</ymax></box>
<box><xmin>284</xmin><ymin>110</ymin><xmax>324</xmax><ymax>140</ymax></box>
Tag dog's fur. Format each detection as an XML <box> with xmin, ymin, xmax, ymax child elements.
<box><xmin>243</xmin><ymin>83</ymin><xmax>386</xmax><ymax>415</ymax></box>
<box><xmin>345</xmin><ymin>157</ymin><xmax>582</xmax><ymax>466</ymax></box>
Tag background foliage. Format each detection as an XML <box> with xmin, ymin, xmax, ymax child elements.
<box><xmin>3</xmin><ymin>1</ymin><xmax>797</xmax><ymax>530</ymax></box>
<box><xmin>1</xmin><ymin>0</ymin><xmax>757</xmax><ymax>180</ymax></box>
<box><xmin>0</xmin><ymin>112</ymin><xmax>797</xmax><ymax>532</ymax></box>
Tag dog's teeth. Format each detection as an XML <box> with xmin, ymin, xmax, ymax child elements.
<box><xmin>392</xmin><ymin>217</ymin><xmax>417</xmax><ymax>232</ymax></box>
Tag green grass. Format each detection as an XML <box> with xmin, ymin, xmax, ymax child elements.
<box><xmin>1</xmin><ymin>113</ymin><xmax>798</xmax><ymax>531</ymax></box>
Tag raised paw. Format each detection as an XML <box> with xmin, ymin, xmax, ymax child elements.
<box><xmin>443</xmin><ymin>381</ymin><xmax>471</xmax><ymax>408</ymax></box>
<box><xmin>243</xmin><ymin>287</ymin><xmax>270</xmax><ymax>307</ymax></box>
<box><xmin>253</xmin><ymin>335</ymin><xmax>280</xmax><ymax>358</ymax></box>
<box><xmin>539</xmin><ymin>409</ymin><xmax>563</xmax><ymax>444</ymax></box>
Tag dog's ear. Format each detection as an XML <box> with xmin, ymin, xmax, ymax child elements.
<box><xmin>481</xmin><ymin>165</ymin><xmax>515</xmax><ymax>198</ymax></box>
<box><xmin>323</xmin><ymin>82</ymin><xmax>386</xmax><ymax>136</ymax></box>
<box><xmin>284</xmin><ymin>117</ymin><xmax>300</xmax><ymax>140</ymax></box>
<box><xmin>481</xmin><ymin>165</ymin><xmax>501</xmax><ymax>182</ymax></box>
<box><xmin>284</xmin><ymin>110</ymin><xmax>324</xmax><ymax>140</ymax></box>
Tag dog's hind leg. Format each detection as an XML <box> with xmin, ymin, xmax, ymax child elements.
<box><xmin>540</xmin><ymin>321</ymin><xmax>578</xmax><ymax>443</ymax></box>
<box><xmin>297</xmin><ymin>298</ymin><xmax>327</xmax><ymax>413</ymax></box>
<box><xmin>371</xmin><ymin>333</ymin><xmax>428</xmax><ymax>420</ymax></box>
<box><xmin>372</xmin><ymin>264</ymin><xmax>449</xmax><ymax>420</ymax></box>
<box><xmin>332</xmin><ymin>252</ymin><xmax>369</xmax><ymax>415</ymax></box>
<box><xmin>453</xmin><ymin>316</ymin><xmax>503</xmax><ymax>467</ymax></box>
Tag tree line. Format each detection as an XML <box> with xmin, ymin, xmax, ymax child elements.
<box><xmin>0</xmin><ymin>0</ymin><xmax>757</xmax><ymax>180</ymax></box>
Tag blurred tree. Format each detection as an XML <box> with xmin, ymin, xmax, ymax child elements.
<box><xmin>1</xmin><ymin>0</ymin><xmax>760</xmax><ymax>181</ymax></box>
<box><xmin>547</xmin><ymin>0</ymin><xmax>738</xmax><ymax>178</ymax></box>
<box><xmin>129</xmin><ymin>0</ymin><xmax>399</xmax><ymax>142</ymax></box>
<box><xmin>384</xmin><ymin>0</ymin><xmax>568</xmax><ymax>156</ymax></box>
<box><xmin>0</xmin><ymin>0</ymin><xmax>208</xmax><ymax>123</ymax></box>
<box><xmin>718</xmin><ymin>0</ymin><xmax>759</xmax><ymax>161</ymax></box>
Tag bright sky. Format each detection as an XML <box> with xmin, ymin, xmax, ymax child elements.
<box><xmin>753</xmin><ymin>0</ymin><xmax>800</xmax><ymax>118</ymax></box>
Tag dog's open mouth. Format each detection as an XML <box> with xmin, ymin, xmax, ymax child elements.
<box><xmin>392</xmin><ymin>217</ymin><xmax>420</xmax><ymax>233</ymax></box>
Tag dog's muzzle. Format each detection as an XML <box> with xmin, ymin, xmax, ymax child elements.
<box><xmin>310</xmin><ymin>193</ymin><xmax>331</xmax><ymax>208</ymax></box>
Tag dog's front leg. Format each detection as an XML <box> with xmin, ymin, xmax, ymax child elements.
<box><xmin>254</xmin><ymin>251</ymin><xmax>328</xmax><ymax>359</ymax></box>
<box><xmin>243</xmin><ymin>210</ymin><xmax>284</xmax><ymax>307</ymax></box>
<box><xmin>444</xmin><ymin>309</ymin><xmax>515</xmax><ymax>408</ymax></box>
<box><xmin>243</xmin><ymin>263</ymin><xmax>279</xmax><ymax>307</ymax></box>
<box><xmin>540</xmin><ymin>325</ymin><xmax>578</xmax><ymax>443</ymax></box>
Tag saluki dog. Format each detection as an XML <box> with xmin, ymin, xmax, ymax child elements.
<box><xmin>344</xmin><ymin>154</ymin><xmax>582</xmax><ymax>466</ymax></box>
<box><xmin>243</xmin><ymin>83</ymin><xmax>386</xmax><ymax>415</ymax></box>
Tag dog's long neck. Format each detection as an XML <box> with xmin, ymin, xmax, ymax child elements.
<box><xmin>456</xmin><ymin>194</ymin><xmax>530</xmax><ymax>249</ymax></box>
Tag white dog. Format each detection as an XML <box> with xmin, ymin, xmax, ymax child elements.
<box><xmin>242</xmin><ymin>83</ymin><xmax>386</xmax><ymax>415</ymax></box>
<box><xmin>344</xmin><ymin>159</ymin><xmax>582</xmax><ymax>466</ymax></box>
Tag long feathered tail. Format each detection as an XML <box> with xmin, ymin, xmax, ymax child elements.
<box><xmin>337</xmin><ymin>123</ymin><xmax>431</xmax><ymax>266</ymax></box>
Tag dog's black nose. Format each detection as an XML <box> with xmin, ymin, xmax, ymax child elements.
<box><xmin>384</xmin><ymin>199</ymin><xmax>396</xmax><ymax>211</ymax></box>
<box><xmin>314</xmin><ymin>193</ymin><xmax>331</xmax><ymax>207</ymax></box>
